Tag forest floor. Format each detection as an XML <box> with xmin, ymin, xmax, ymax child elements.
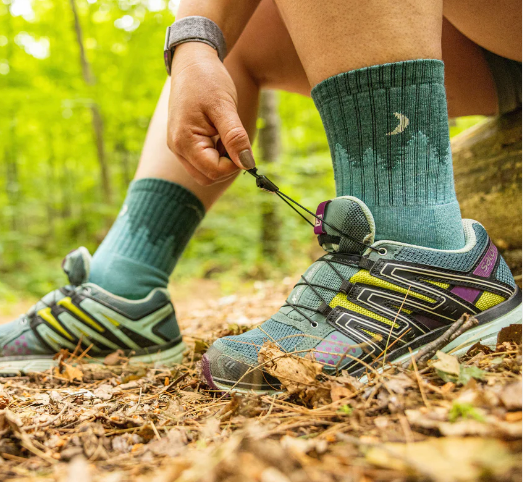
<box><xmin>0</xmin><ymin>279</ymin><xmax>521</xmax><ymax>482</ymax></box>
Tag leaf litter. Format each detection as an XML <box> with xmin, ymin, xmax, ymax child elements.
<box><xmin>0</xmin><ymin>281</ymin><xmax>520</xmax><ymax>482</ymax></box>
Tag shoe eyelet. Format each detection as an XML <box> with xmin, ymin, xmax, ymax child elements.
<box><xmin>311</xmin><ymin>322</ymin><xmax>318</xmax><ymax>328</ymax></box>
<box><xmin>378</xmin><ymin>247</ymin><xmax>388</xmax><ymax>256</ymax></box>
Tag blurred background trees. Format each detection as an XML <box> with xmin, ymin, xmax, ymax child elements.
<box><xmin>0</xmin><ymin>0</ymin><xmax>492</xmax><ymax>303</ymax></box>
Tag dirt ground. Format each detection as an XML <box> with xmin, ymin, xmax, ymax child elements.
<box><xmin>0</xmin><ymin>279</ymin><xmax>521</xmax><ymax>482</ymax></box>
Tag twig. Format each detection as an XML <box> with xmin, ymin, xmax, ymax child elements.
<box><xmin>24</xmin><ymin>402</ymin><xmax>70</xmax><ymax>431</ymax></box>
<box><xmin>381</xmin><ymin>286</ymin><xmax>411</xmax><ymax>369</ymax></box>
<box><xmin>406</xmin><ymin>313</ymin><xmax>479</xmax><ymax>366</ymax></box>
<box><xmin>409</xmin><ymin>348</ymin><xmax>429</xmax><ymax>408</ymax></box>
<box><xmin>150</xmin><ymin>420</ymin><xmax>161</xmax><ymax>441</ymax></box>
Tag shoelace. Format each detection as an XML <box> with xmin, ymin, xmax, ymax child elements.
<box><xmin>247</xmin><ymin>168</ymin><xmax>380</xmax><ymax>255</ymax></box>
<box><xmin>282</xmin><ymin>256</ymin><xmax>357</xmax><ymax>327</ymax></box>
<box><xmin>247</xmin><ymin>168</ymin><xmax>374</xmax><ymax>328</ymax></box>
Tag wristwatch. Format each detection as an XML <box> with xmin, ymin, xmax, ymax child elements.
<box><xmin>164</xmin><ymin>16</ymin><xmax>227</xmax><ymax>75</ymax></box>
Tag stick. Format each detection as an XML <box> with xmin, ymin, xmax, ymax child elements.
<box><xmin>407</xmin><ymin>313</ymin><xmax>479</xmax><ymax>366</ymax></box>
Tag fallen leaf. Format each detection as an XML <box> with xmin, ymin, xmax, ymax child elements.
<box><xmin>432</xmin><ymin>351</ymin><xmax>485</xmax><ymax>385</ymax></box>
<box><xmin>500</xmin><ymin>381</ymin><xmax>522</xmax><ymax>411</ymax></box>
<box><xmin>146</xmin><ymin>429</ymin><xmax>187</xmax><ymax>457</ymax></box>
<box><xmin>65</xmin><ymin>455</ymin><xmax>92</xmax><ymax>482</ymax></box>
<box><xmin>466</xmin><ymin>342</ymin><xmax>493</xmax><ymax>356</ymax></box>
<box><xmin>506</xmin><ymin>411</ymin><xmax>522</xmax><ymax>422</ymax></box>
<box><xmin>383</xmin><ymin>373</ymin><xmax>414</xmax><ymax>395</ymax></box>
<box><xmin>366</xmin><ymin>437</ymin><xmax>516</xmax><ymax>482</ymax></box>
<box><xmin>432</xmin><ymin>351</ymin><xmax>460</xmax><ymax>377</ymax></box>
<box><xmin>93</xmin><ymin>384</ymin><xmax>121</xmax><ymax>401</ymax></box>
<box><xmin>329</xmin><ymin>382</ymin><xmax>352</xmax><ymax>402</ymax></box>
<box><xmin>258</xmin><ymin>342</ymin><xmax>323</xmax><ymax>396</ymax></box>
<box><xmin>260</xmin><ymin>467</ymin><xmax>292</xmax><ymax>482</ymax></box>
<box><xmin>103</xmin><ymin>349</ymin><xmax>125</xmax><ymax>366</ymax></box>
<box><xmin>497</xmin><ymin>324</ymin><xmax>522</xmax><ymax>345</ymax></box>
<box><xmin>54</xmin><ymin>363</ymin><xmax>83</xmax><ymax>382</ymax></box>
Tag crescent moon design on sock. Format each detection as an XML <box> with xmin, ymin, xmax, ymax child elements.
<box><xmin>386</xmin><ymin>112</ymin><xmax>410</xmax><ymax>136</ymax></box>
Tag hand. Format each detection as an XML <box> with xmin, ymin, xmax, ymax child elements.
<box><xmin>167</xmin><ymin>42</ymin><xmax>255</xmax><ymax>185</ymax></box>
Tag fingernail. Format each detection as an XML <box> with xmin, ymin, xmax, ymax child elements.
<box><xmin>239</xmin><ymin>150</ymin><xmax>256</xmax><ymax>170</ymax></box>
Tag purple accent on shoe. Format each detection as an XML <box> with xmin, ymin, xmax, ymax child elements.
<box><xmin>201</xmin><ymin>354</ymin><xmax>219</xmax><ymax>390</ymax></box>
<box><xmin>314</xmin><ymin>201</ymin><xmax>331</xmax><ymax>235</ymax></box>
<box><xmin>414</xmin><ymin>313</ymin><xmax>447</xmax><ymax>330</ymax></box>
<box><xmin>451</xmin><ymin>285</ymin><xmax>481</xmax><ymax>303</ymax></box>
<box><xmin>473</xmin><ymin>241</ymin><xmax>498</xmax><ymax>278</ymax></box>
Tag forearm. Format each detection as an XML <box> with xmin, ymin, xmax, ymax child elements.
<box><xmin>176</xmin><ymin>0</ymin><xmax>261</xmax><ymax>54</ymax></box>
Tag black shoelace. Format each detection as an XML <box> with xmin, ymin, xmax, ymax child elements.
<box><xmin>247</xmin><ymin>168</ymin><xmax>378</xmax><ymax>327</ymax></box>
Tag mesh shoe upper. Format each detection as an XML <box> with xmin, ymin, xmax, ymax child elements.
<box><xmin>203</xmin><ymin>196</ymin><xmax>518</xmax><ymax>391</ymax></box>
<box><xmin>0</xmin><ymin>248</ymin><xmax>180</xmax><ymax>359</ymax></box>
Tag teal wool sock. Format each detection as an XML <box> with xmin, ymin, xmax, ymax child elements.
<box><xmin>89</xmin><ymin>178</ymin><xmax>205</xmax><ymax>299</ymax></box>
<box><xmin>312</xmin><ymin>59</ymin><xmax>465</xmax><ymax>250</ymax></box>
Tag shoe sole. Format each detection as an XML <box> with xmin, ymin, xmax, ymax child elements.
<box><xmin>0</xmin><ymin>341</ymin><xmax>186</xmax><ymax>376</ymax></box>
<box><xmin>203</xmin><ymin>292</ymin><xmax>522</xmax><ymax>394</ymax></box>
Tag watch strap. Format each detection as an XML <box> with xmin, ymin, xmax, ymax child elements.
<box><xmin>164</xmin><ymin>16</ymin><xmax>227</xmax><ymax>74</ymax></box>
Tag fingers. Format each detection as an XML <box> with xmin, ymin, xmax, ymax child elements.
<box><xmin>177</xmin><ymin>152</ymin><xmax>240</xmax><ymax>186</ymax></box>
<box><xmin>210</xmin><ymin>101</ymin><xmax>256</xmax><ymax>171</ymax></box>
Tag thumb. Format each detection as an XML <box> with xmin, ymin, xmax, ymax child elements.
<box><xmin>210</xmin><ymin>102</ymin><xmax>256</xmax><ymax>170</ymax></box>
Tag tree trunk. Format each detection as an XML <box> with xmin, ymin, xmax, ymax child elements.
<box><xmin>452</xmin><ymin>109</ymin><xmax>522</xmax><ymax>278</ymax></box>
<box><xmin>258</xmin><ymin>90</ymin><xmax>281</xmax><ymax>262</ymax></box>
<box><xmin>69</xmin><ymin>0</ymin><xmax>111</xmax><ymax>205</ymax></box>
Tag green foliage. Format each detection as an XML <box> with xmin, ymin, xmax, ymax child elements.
<box><xmin>337</xmin><ymin>404</ymin><xmax>354</xmax><ymax>416</ymax></box>
<box><xmin>448</xmin><ymin>401</ymin><xmax>486</xmax><ymax>423</ymax></box>
<box><xmin>0</xmin><ymin>0</ymin><xmax>334</xmax><ymax>299</ymax></box>
<box><xmin>0</xmin><ymin>0</ymin><xmax>484</xmax><ymax>301</ymax></box>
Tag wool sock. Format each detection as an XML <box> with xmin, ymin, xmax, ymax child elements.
<box><xmin>89</xmin><ymin>178</ymin><xmax>205</xmax><ymax>299</ymax></box>
<box><xmin>312</xmin><ymin>59</ymin><xmax>465</xmax><ymax>250</ymax></box>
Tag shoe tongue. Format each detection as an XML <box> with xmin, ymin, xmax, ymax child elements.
<box><xmin>61</xmin><ymin>247</ymin><xmax>92</xmax><ymax>286</ymax></box>
<box><xmin>314</xmin><ymin>196</ymin><xmax>375</xmax><ymax>254</ymax></box>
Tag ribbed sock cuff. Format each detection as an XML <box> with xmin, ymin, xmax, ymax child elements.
<box><xmin>371</xmin><ymin>202</ymin><xmax>465</xmax><ymax>250</ymax></box>
<box><xmin>128</xmin><ymin>177</ymin><xmax>205</xmax><ymax>216</ymax></box>
<box><xmin>312</xmin><ymin>59</ymin><xmax>444</xmax><ymax>106</ymax></box>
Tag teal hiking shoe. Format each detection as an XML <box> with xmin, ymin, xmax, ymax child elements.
<box><xmin>0</xmin><ymin>248</ymin><xmax>185</xmax><ymax>375</ymax></box>
<box><xmin>202</xmin><ymin>196</ymin><xmax>521</xmax><ymax>393</ymax></box>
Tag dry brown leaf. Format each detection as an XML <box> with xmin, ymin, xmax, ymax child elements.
<box><xmin>93</xmin><ymin>384</ymin><xmax>120</xmax><ymax>401</ymax></box>
<box><xmin>432</xmin><ymin>350</ymin><xmax>460</xmax><ymax>377</ymax></box>
<box><xmin>329</xmin><ymin>382</ymin><xmax>353</xmax><ymax>402</ymax></box>
<box><xmin>497</xmin><ymin>324</ymin><xmax>522</xmax><ymax>345</ymax></box>
<box><xmin>103</xmin><ymin>349</ymin><xmax>126</xmax><ymax>366</ymax></box>
<box><xmin>54</xmin><ymin>363</ymin><xmax>83</xmax><ymax>382</ymax></box>
<box><xmin>258</xmin><ymin>342</ymin><xmax>322</xmax><ymax>395</ymax></box>
<box><xmin>499</xmin><ymin>381</ymin><xmax>522</xmax><ymax>411</ymax></box>
<box><xmin>260</xmin><ymin>467</ymin><xmax>292</xmax><ymax>482</ymax></box>
<box><xmin>366</xmin><ymin>437</ymin><xmax>516</xmax><ymax>482</ymax></box>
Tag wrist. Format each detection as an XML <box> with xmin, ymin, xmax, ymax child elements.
<box><xmin>174</xmin><ymin>41</ymin><xmax>218</xmax><ymax>60</ymax></box>
<box><xmin>170</xmin><ymin>42</ymin><xmax>220</xmax><ymax>74</ymax></box>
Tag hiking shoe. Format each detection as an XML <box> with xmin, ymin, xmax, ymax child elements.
<box><xmin>0</xmin><ymin>247</ymin><xmax>185</xmax><ymax>375</ymax></box>
<box><xmin>202</xmin><ymin>197</ymin><xmax>521</xmax><ymax>393</ymax></box>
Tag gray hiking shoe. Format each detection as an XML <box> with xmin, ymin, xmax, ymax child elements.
<box><xmin>0</xmin><ymin>247</ymin><xmax>185</xmax><ymax>375</ymax></box>
<box><xmin>202</xmin><ymin>196</ymin><xmax>521</xmax><ymax>393</ymax></box>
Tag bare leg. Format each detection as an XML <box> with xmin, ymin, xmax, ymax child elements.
<box><xmin>273</xmin><ymin>0</ymin><xmax>443</xmax><ymax>86</ymax></box>
<box><xmin>442</xmin><ymin>18</ymin><xmax>498</xmax><ymax>117</ymax></box>
<box><xmin>444</xmin><ymin>0</ymin><xmax>522</xmax><ymax>61</ymax></box>
<box><xmin>136</xmin><ymin>0</ymin><xmax>516</xmax><ymax>212</ymax></box>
